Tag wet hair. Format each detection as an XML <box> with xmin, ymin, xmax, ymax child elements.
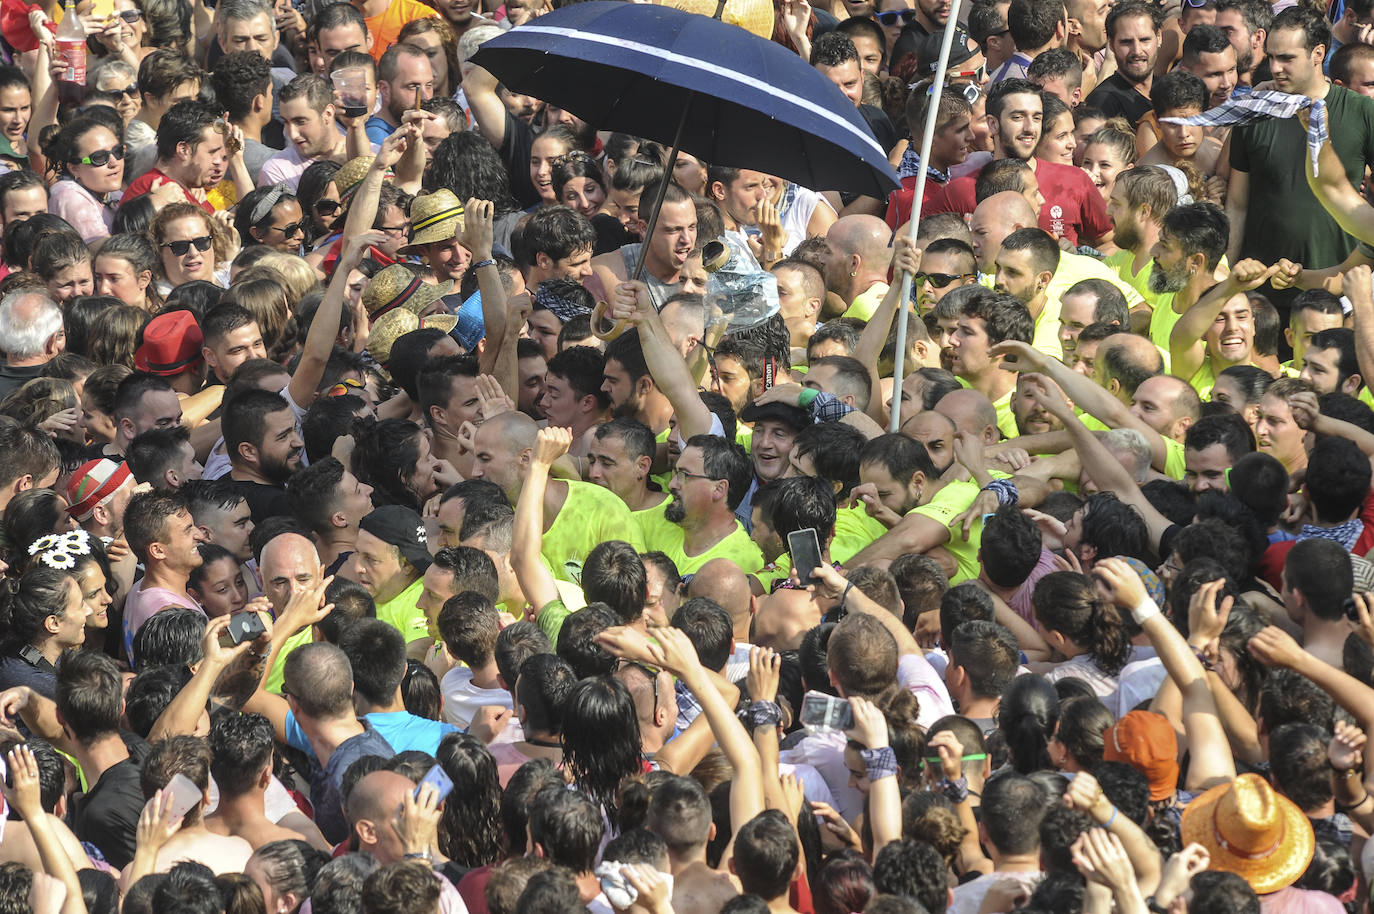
<box><xmin>435</xmin><ymin>733</ymin><xmax>504</xmax><ymax>867</ymax></box>
<box><xmin>998</xmin><ymin>674</ymin><xmax>1060</xmax><ymax>774</ymax></box>
<box><xmin>1032</xmin><ymin>572</ymin><xmax>1132</xmax><ymax>677</ymax></box>
<box><xmin>560</xmin><ymin>675</ymin><xmax>642</xmax><ymax>818</ymax></box>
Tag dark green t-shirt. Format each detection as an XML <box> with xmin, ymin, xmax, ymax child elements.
<box><xmin>1230</xmin><ymin>84</ymin><xmax>1374</xmax><ymax>271</ymax></box>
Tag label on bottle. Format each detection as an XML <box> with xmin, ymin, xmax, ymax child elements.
<box><xmin>57</xmin><ymin>39</ymin><xmax>85</xmax><ymax>85</ymax></box>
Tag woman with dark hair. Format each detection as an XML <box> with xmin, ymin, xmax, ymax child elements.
<box><xmin>63</xmin><ymin>296</ymin><xmax>122</xmax><ymax>358</ymax></box>
<box><xmin>235</xmin><ymin>185</ymin><xmax>306</xmax><ymax>255</ymax></box>
<box><xmin>4</xmin><ymin>490</ymin><xmax>78</xmax><ymax>569</ymax></box>
<box><xmin>1211</xmin><ymin>364</ymin><xmax>1273</xmax><ymax>434</ymax></box>
<box><xmin>997</xmin><ymin>674</ymin><xmax>1059</xmax><ymax>775</ymax></box>
<box><xmin>401</xmin><ymin>658</ymin><xmax>442</xmax><ymax>720</ymax></box>
<box><xmin>43</xmin><ymin>117</ymin><xmax>127</xmax><ymax>244</ymax></box>
<box><xmin>5</xmin><ymin>214</ymin><xmax>78</xmax><ymax>274</ymax></box>
<box><xmin>93</xmin><ymin>234</ymin><xmax>161</xmax><ymax>312</ymax></box>
<box><xmin>551</xmin><ymin>152</ymin><xmax>607</xmax><ymax>220</ymax></box>
<box><xmin>424</xmin><ymin>132</ymin><xmax>522</xmax><ymax>249</ymax></box>
<box><xmin>79</xmin><ymin>364</ymin><xmax>133</xmax><ymax>446</ymax></box>
<box><xmin>297</xmin><ymin>161</ymin><xmax>343</xmax><ymax>251</ymax></box>
<box><xmin>349</xmin><ymin>418</ymin><xmax>447</xmax><ymax>511</ymax></box>
<box><xmin>560</xmin><ymin>675</ymin><xmax>644</xmax><ymax>819</ymax></box>
<box><xmin>0</xmin><ymin>565</ymin><xmax>86</xmax><ymax>698</ymax></box>
<box><xmin>112</xmin><ymin>194</ymin><xmax>158</xmax><ymax>237</ymax></box>
<box><xmin>244</xmin><ymin>841</ymin><xmax>326</xmax><ymax>914</ymax></box>
<box><xmin>1032</xmin><ymin>571</ymin><xmax>1133</xmax><ymax>701</ymax></box>
<box><xmin>1048</xmin><ymin>696</ymin><xmax>1113</xmax><ymax>773</ymax></box>
<box><xmin>32</xmin><ymin>231</ymin><xmax>95</xmax><ymax>303</ymax></box>
<box><xmin>812</xmin><ymin>851</ymin><xmax>873</xmax><ymax>914</ymax></box>
<box><xmin>435</xmin><ymin>733</ymin><xmax>504</xmax><ymax>868</ymax></box>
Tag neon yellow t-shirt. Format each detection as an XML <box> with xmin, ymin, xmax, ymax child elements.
<box><xmin>265</xmin><ymin>624</ymin><xmax>314</xmax><ymax>694</ymax></box>
<box><xmin>633</xmin><ymin>497</ymin><xmax>673</xmax><ymax>548</ymax></box>
<box><xmin>911</xmin><ymin>479</ymin><xmax>984</xmax><ymax>583</ymax></box>
<box><xmin>842</xmin><ymin>282</ymin><xmax>889</xmax><ymax>321</ymax></box>
<box><xmin>993</xmin><ymin>388</ymin><xmax>1018</xmax><ymax>439</ymax></box>
<box><xmin>543</xmin><ymin>481</ymin><xmax>646</xmax><ymax>583</ymax></box>
<box><xmin>735</xmin><ymin>425</ymin><xmax>753</xmax><ymax>451</ymax></box>
<box><xmin>831</xmin><ymin>505</ymin><xmax>887</xmax><ymax>565</ymax></box>
<box><xmin>656</xmin><ymin>521</ymin><xmax>765</xmax><ymax>576</ymax></box>
<box><xmin>375</xmin><ymin>576</ymin><xmax>431</xmax><ymax>647</ymax></box>
<box><xmin>1048</xmin><ymin>250</ymin><xmax>1146</xmax><ymax>311</ymax></box>
<box><xmin>1164</xmin><ymin>435</ymin><xmax>1186</xmax><ymax>480</ymax></box>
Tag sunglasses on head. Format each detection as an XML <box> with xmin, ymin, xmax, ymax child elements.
<box><xmin>73</xmin><ymin>143</ymin><xmax>126</xmax><ymax>167</ymax></box>
<box><xmin>876</xmin><ymin>9</ymin><xmax>917</xmax><ymax>24</ymax></box>
<box><xmin>162</xmin><ymin>235</ymin><xmax>213</xmax><ymax>256</ymax></box>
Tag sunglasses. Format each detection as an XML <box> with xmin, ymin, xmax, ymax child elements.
<box><xmin>326</xmin><ymin>377</ymin><xmax>364</xmax><ymax>398</ymax></box>
<box><xmin>111</xmin><ymin>84</ymin><xmax>138</xmax><ymax>98</ymax></box>
<box><xmin>73</xmin><ymin>143</ymin><xmax>126</xmax><ymax>167</ymax></box>
<box><xmin>916</xmin><ymin>271</ymin><xmax>974</xmax><ymax>287</ymax></box>
<box><xmin>315</xmin><ymin>199</ymin><xmax>343</xmax><ymax>215</ymax></box>
<box><xmin>162</xmin><ymin>235</ymin><xmax>213</xmax><ymax>256</ymax></box>
<box><xmin>876</xmin><ymin>9</ymin><xmax>916</xmax><ymax>24</ymax></box>
<box><xmin>271</xmin><ymin>220</ymin><xmax>305</xmax><ymax>237</ymax></box>
<box><xmin>117</xmin><ymin>9</ymin><xmax>142</xmax><ymax>21</ymax></box>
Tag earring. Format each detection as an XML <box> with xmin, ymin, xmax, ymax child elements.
<box><xmin>849</xmin><ymin>270</ymin><xmax>857</xmax><ymax>278</ymax></box>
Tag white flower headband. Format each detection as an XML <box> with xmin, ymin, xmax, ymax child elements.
<box><xmin>28</xmin><ymin>529</ymin><xmax>93</xmax><ymax>571</ymax></box>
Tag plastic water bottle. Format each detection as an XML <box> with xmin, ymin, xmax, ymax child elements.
<box><xmin>56</xmin><ymin>0</ymin><xmax>86</xmax><ymax>106</ymax></box>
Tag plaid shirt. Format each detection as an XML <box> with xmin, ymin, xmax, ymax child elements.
<box><xmin>1162</xmin><ymin>90</ymin><xmax>1329</xmax><ymax>175</ymax></box>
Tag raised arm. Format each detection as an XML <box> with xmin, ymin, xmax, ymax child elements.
<box><xmin>853</xmin><ymin>237</ymin><xmax>917</xmax><ymax>427</ymax></box>
<box><xmin>288</xmin><ymin>229</ymin><xmax>386</xmax><ymax>408</ymax></box>
<box><xmin>459</xmin><ymin>200</ymin><xmax>507</xmax><ymax>373</ymax></box>
<box><xmin>3</xmin><ymin>745</ymin><xmax>86</xmax><ymax>914</ymax></box>
<box><xmin>1096</xmin><ymin>559</ymin><xmax>1236</xmax><ymax>791</ymax></box>
<box><xmin>1304</xmin><ymin>133</ymin><xmax>1374</xmax><ymax>243</ymax></box>
<box><xmin>460</xmin><ymin>65</ymin><xmax>510</xmax><ymax>151</ymax></box>
<box><xmin>610</xmin><ymin>279</ymin><xmax>715</xmax><ymax>440</ymax></box>
<box><xmin>148</xmin><ymin>613</ymin><xmax>258</xmax><ymax>742</ymax></box>
<box><xmin>1169</xmin><ymin>259</ymin><xmax>1276</xmax><ymax>380</ymax></box>
<box><xmin>515</xmin><ymin>428</ymin><xmax>567</xmax><ymax>639</ymax></box>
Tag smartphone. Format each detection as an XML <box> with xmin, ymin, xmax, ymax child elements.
<box><xmin>164</xmin><ymin>773</ymin><xmax>202</xmax><ymax>820</ymax></box>
<box><xmin>788</xmin><ymin>528</ymin><xmax>823</xmax><ymax>587</ymax></box>
<box><xmin>219</xmin><ymin>611</ymin><xmax>267</xmax><ymax>648</ymax></box>
<box><xmin>1346</xmin><ymin>597</ymin><xmax>1361</xmax><ymax>622</ymax></box>
<box><xmin>799</xmin><ymin>690</ymin><xmax>853</xmax><ymax>734</ymax></box>
<box><xmin>415</xmin><ymin>764</ymin><xmax>454</xmax><ymax>803</ymax></box>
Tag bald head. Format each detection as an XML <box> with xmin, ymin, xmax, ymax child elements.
<box><xmin>1097</xmin><ymin>333</ymin><xmax>1164</xmax><ymax>401</ymax></box>
<box><xmin>347</xmin><ymin>770</ymin><xmax>415</xmax><ymax>861</ymax></box>
<box><xmin>687</xmin><ymin>558</ymin><xmax>752</xmax><ymax>634</ymax></box>
<box><xmin>472</xmin><ymin>410</ymin><xmax>540</xmax><ymax>498</ymax></box>
<box><xmin>831</xmin><ymin>215</ymin><xmax>892</xmax><ymax>268</ymax></box>
<box><xmin>478</xmin><ymin>410</ymin><xmax>538</xmax><ymax>449</ymax></box>
<box><xmin>260</xmin><ymin>532</ymin><xmax>320</xmax><ymax>578</ymax></box>
<box><xmin>282</xmin><ymin>641</ymin><xmax>354</xmax><ymax>718</ymax></box>
<box><xmin>935</xmin><ymin>388</ymin><xmax>1000</xmax><ymax>444</ymax></box>
<box><xmin>970</xmin><ymin>192</ymin><xmax>1039</xmax><ymax>274</ymax></box>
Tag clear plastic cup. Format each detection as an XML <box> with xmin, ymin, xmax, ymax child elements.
<box><xmin>330</xmin><ymin>66</ymin><xmax>369</xmax><ymax>119</ymax></box>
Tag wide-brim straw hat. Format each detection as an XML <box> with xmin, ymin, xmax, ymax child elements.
<box><xmin>335</xmin><ymin>155</ymin><xmax>376</xmax><ymax>203</ymax></box>
<box><xmin>363</xmin><ymin>264</ymin><xmax>454</xmax><ymax>321</ymax></box>
<box><xmin>367</xmin><ymin>310</ymin><xmax>457</xmax><ymax>366</ymax></box>
<box><xmin>1180</xmin><ymin>772</ymin><xmax>1314</xmax><ymax>895</ymax></box>
<box><xmin>401</xmin><ymin>189</ymin><xmax>465</xmax><ymax>252</ymax></box>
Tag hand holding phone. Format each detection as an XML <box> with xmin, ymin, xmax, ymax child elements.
<box><xmin>787</xmin><ymin>528</ymin><xmax>823</xmax><ymax>587</ymax></box>
<box><xmin>415</xmin><ymin>764</ymin><xmax>454</xmax><ymax>804</ymax></box>
<box><xmin>163</xmin><ymin>773</ymin><xmax>202</xmax><ymax>820</ymax></box>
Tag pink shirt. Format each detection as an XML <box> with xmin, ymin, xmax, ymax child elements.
<box><xmin>49</xmin><ymin>178</ymin><xmax>114</xmax><ymax>244</ymax></box>
<box><xmin>123</xmin><ymin>580</ymin><xmax>203</xmax><ymax>661</ymax></box>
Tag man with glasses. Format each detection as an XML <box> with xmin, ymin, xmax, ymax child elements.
<box><xmin>913</xmin><ymin>238</ymin><xmax>979</xmax><ymax>310</ymax></box>
<box><xmin>640</xmin><ymin>435</ymin><xmax>764</xmax><ymax>577</ymax></box>
<box><xmin>260</xmin><ymin>75</ymin><xmax>351</xmax><ymax>192</ymax></box>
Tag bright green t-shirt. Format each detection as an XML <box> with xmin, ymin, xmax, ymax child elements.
<box><xmin>376</xmin><ymin>576</ymin><xmax>432</xmax><ymax>647</ymax></box>
<box><xmin>654</xmin><ymin>520</ymin><xmax>765</xmax><ymax>576</ymax></box>
<box><xmin>543</xmin><ymin>481</ymin><xmax>646</xmax><ymax>583</ymax></box>
<box><xmin>1164</xmin><ymin>435</ymin><xmax>1186</xmax><ymax>480</ymax></box>
<box><xmin>633</xmin><ymin>497</ymin><xmax>673</xmax><ymax>548</ymax></box>
<box><xmin>831</xmin><ymin>505</ymin><xmax>886</xmax><ymax>565</ymax></box>
<box><xmin>842</xmin><ymin>282</ymin><xmax>889</xmax><ymax>321</ymax></box>
<box><xmin>265</xmin><ymin>624</ymin><xmax>314</xmax><ymax>694</ymax></box>
<box><xmin>911</xmin><ymin>479</ymin><xmax>984</xmax><ymax>583</ymax></box>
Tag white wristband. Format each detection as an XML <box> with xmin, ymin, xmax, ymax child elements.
<box><xmin>1131</xmin><ymin>598</ymin><xmax>1161</xmax><ymax>626</ymax></box>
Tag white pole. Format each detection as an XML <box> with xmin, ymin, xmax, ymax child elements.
<box><xmin>888</xmin><ymin>0</ymin><xmax>965</xmax><ymax>433</ymax></box>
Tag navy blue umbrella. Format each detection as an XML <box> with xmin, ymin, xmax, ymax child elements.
<box><xmin>469</xmin><ymin>1</ymin><xmax>900</xmax><ymax>200</ymax></box>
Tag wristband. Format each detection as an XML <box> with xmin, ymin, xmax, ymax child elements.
<box><xmin>1103</xmin><ymin>805</ymin><xmax>1118</xmax><ymax>828</ymax></box>
<box><xmin>860</xmin><ymin>746</ymin><xmax>898</xmax><ymax>782</ymax></box>
<box><xmin>471</xmin><ymin>258</ymin><xmax>497</xmax><ymax>270</ymax></box>
<box><xmin>404</xmin><ymin>850</ymin><xmax>433</xmax><ymax>863</ymax></box>
<box><xmin>937</xmin><ymin>775</ymin><xmax>969</xmax><ymax>803</ymax></box>
<box><xmin>1131</xmin><ymin>597</ymin><xmax>1161</xmax><ymax>626</ymax></box>
<box><xmin>740</xmin><ymin>700</ymin><xmax>783</xmax><ymax>731</ymax></box>
<box><xmin>798</xmin><ymin>387</ymin><xmax>820</xmax><ymax>408</ymax></box>
<box><xmin>982</xmin><ymin>478</ymin><xmax>1019</xmax><ymax>507</ymax></box>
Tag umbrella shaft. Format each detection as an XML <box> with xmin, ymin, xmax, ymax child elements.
<box><xmin>632</xmin><ymin>95</ymin><xmax>696</xmax><ymax>284</ymax></box>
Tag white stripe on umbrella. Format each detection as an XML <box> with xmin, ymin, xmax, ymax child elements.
<box><xmin>514</xmin><ymin>23</ymin><xmax>890</xmax><ymax>163</ymax></box>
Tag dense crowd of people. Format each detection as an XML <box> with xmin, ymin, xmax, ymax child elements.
<box><xmin>0</xmin><ymin>0</ymin><xmax>1371</xmax><ymax>912</ymax></box>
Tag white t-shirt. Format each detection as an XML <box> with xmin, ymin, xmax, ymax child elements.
<box><xmin>440</xmin><ymin>666</ymin><xmax>513</xmax><ymax>730</ymax></box>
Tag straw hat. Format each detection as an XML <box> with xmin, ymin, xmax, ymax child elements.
<box><xmin>401</xmin><ymin>189</ymin><xmax>465</xmax><ymax>252</ymax></box>
<box><xmin>363</xmin><ymin>264</ymin><xmax>453</xmax><ymax>321</ymax></box>
<box><xmin>367</xmin><ymin>309</ymin><xmax>458</xmax><ymax>366</ymax></box>
<box><xmin>1180</xmin><ymin>773</ymin><xmax>1314</xmax><ymax>895</ymax></box>
<box><xmin>335</xmin><ymin>155</ymin><xmax>376</xmax><ymax>203</ymax></box>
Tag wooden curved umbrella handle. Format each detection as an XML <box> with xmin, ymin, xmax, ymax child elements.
<box><xmin>591</xmin><ymin>300</ymin><xmax>628</xmax><ymax>341</ymax></box>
